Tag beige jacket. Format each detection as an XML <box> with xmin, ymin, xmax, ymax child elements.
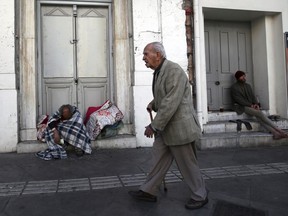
<box><xmin>150</xmin><ymin>60</ymin><xmax>201</xmax><ymax>146</ymax></box>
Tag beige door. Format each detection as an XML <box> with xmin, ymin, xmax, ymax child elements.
<box><xmin>205</xmin><ymin>21</ymin><xmax>253</xmax><ymax>111</ymax></box>
<box><xmin>38</xmin><ymin>3</ymin><xmax>112</xmax><ymax>117</ymax></box>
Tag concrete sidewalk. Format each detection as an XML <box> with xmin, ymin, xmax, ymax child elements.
<box><xmin>0</xmin><ymin>145</ymin><xmax>288</xmax><ymax>216</ymax></box>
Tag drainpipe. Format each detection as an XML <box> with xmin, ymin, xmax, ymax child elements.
<box><xmin>184</xmin><ymin>1</ymin><xmax>195</xmax><ymax>104</ymax></box>
<box><xmin>193</xmin><ymin>0</ymin><xmax>203</xmax><ymax>128</ymax></box>
<box><xmin>184</xmin><ymin>1</ymin><xmax>194</xmax><ymax>84</ymax></box>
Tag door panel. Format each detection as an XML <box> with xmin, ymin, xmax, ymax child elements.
<box><xmin>205</xmin><ymin>21</ymin><xmax>252</xmax><ymax>111</ymax></box>
<box><xmin>238</xmin><ymin>32</ymin><xmax>249</xmax><ymax>71</ymax></box>
<box><xmin>78</xmin><ymin>7</ymin><xmax>108</xmax><ymax>78</ymax></box>
<box><xmin>79</xmin><ymin>82</ymin><xmax>107</xmax><ymax>112</ymax></box>
<box><xmin>76</xmin><ymin>6</ymin><xmax>109</xmax><ymax>115</ymax></box>
<box><xmin>44</xmin><ymin>81</ymin><xmax>74</xmax><ymax>115</ymax></box>
<box><xmin>42</xmin><ymin>7</ymin><xmax>74</xmax><ymax>78</ymax></box>
<box><xmin>205</xmin><ymin>26</ymin><xmax>219</xmax><ymax>110</ymax></box>
<box><xmin>41</xmin><ymin>5</ymin><xmax>75</xmax><ymax>115</ymax></box>
<box><xmin>219</xmin><ymin>31</ymin><xmax>230</xmax><ymax>73</ymax></box>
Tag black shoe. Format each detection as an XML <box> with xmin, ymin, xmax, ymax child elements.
<box><xmin>128</xmin><ymin>190</ymin><xmax>157</xmax><ymax>202</ymax></box>
<box><xmin>237</xmin><ymin>119</ymin><xmax>252</xmax><ymax>130</ymax></box>
<box><xmin>268</xmin><ymin>115</ymin><xmax>281</xmax><ymax>121</ymax></box>
<box><xmin>185</xmin><ymin>197</ymin><xmax>208</xmax><ymax>210</ymax></box>
<box><xmin>75</xmin><ymin>147</ymin><xmax>84</xmax><ymax>157</ymax></box>
<box><xmin>229</xmin><ymin>120</ymin><xmax>242</xmax><ymax>131</ymax></box>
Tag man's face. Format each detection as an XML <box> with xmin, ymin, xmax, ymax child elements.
<box><xmin>142</xmin><ymin>45</ymin><xmax>161</xmax><ymax>70</ymax></box>
<box><xmin>238</xmin><ymin>74</ymin><xmax>246</xmax><ymax>82</ymax></box>
<box><xmin>62</xmin><ymin>107</ymin><xmax>72</xmax><ymax>120</ymax></box>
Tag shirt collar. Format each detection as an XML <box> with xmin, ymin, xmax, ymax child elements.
<box><xmin>154</xmin><ymin>58</ymin><xmax>166</xmax><ymax>74</ymax></box>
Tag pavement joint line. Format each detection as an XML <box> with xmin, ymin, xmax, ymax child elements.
<box><xmin>88</xmin><ymin>177</ymin><xmax>92</xmax><ymax>191</ymax></box>
<box><xmin>1</xmin><ymin>162</ymin><xmax>287</xmax><ymax>197</ymax></box>
<box><xmin>117</xmin><ymin>175</ymin><xmax>125</xmax><ymax>188</ymax></box>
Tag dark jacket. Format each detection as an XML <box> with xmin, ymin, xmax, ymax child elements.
<box><xmin>231</xmin><ymin>81</ymin><xmax>258</xmax><ymax>115</ymax></box>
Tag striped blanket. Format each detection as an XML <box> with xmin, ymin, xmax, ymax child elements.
<box><xmin>36</xmin><ymin>106</ymin><xmax>92</xmax><ymax>160</ymax></box>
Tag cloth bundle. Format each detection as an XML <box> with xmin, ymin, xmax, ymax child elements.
<box><xmin>86</xmin><ymin>100</ymin><xmax>124</xmax><ymax>140</ymax></box>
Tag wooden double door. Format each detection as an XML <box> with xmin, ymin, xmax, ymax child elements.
<box><xmin>38</xmin><ymin>3</ymin><xmax>112</xmax><ymax>117</ymax></box>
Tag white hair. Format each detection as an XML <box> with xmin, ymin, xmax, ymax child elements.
<box><xmin>149</xmin><ymin>42</ymin><xmax>167</xmax><ymax>58</ymax></box>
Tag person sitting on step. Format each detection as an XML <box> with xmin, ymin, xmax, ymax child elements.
<box><xmin>231</xmin><ymin>70</ymin><xmax>288</xmax><ymax>140</ymax></box>
<box><xmin>35</xmin><ymin>104</ymin><xmax>92</xmax><ymax>160</ymax></box>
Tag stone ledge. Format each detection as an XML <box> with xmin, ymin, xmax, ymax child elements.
<box><xmin>17</xmin><ymin>135</ymin><xmax>137</xmax><ymax>153</ymax></box>
<box><xmin>208</xmin><ymin>110</ymin><xmax>270</xmax><ymax>122</ymax></box>
<box><xmin>17</xmin><ymin>141</ymin><xmax>46</xmax><ymax>153</ymax></box>
<box><xmin>203</xmin><ymin>119</ymin><xmax>288</xmax><ymax>134</ymax></box>
<box><xmin>91</xmin><ymin>135</ymin><xmax>137</xmax><ymax>149</ymax></box>
<box><xmin>196</xmin><ymin>132</ymin><xmax>288</xmax><ymax>150</ymax></box>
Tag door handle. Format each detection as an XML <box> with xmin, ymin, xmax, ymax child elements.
<box><xmin>70</xmin><ymin>39</ymin><xmax>78</xmax><ymax>44</ymax></box>
<box><xmin>74</xmin><ymin>78</ymin><xmax>78</xmax><ymax>85</ymax></box>
<box><xmin>215</xmin><ymin>81</ymin><xmax>220</xmax><ymax>85</ymax></box>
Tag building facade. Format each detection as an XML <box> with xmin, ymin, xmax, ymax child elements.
<box><xmin>0</xmin><ymin>0</ymin><xmax>288</xmax><ymax>152</ymax></box>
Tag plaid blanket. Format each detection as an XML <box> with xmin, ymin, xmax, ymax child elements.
<box><xmin>36</xmin><ymin>106</ymin><xmax>92</xmax><ymax>160</ymax></box>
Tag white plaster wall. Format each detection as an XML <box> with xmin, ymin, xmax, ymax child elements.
<box><xmin>133</xmin><ymin>0</ymin><xmax>187</xmax><ymax>147</ymax></box>
<box><xmin>266</xmin><ymin>15</ymin><xmax>287</xmax><ymax>116</ymax></box>
<box><xmin>0</xmin><ymin>0</ymin><xmax>18</xmax><ymax>152</ymax></box>
<box><xmin>0</xmin><ymin>1</ymin><xmax>14</xmax><ymax>74</ymax></box>
<box><xmin>0</xmin><ymin>91</ymin><xmax>17</xmax><ymax>152</ymax></box>
<box><xmin>133</xmin><ymin>0</ymin><xmax>161</xmax><ymax>147</ymax></box>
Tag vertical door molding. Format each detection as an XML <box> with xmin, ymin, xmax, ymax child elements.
<box><xmin>113</xmin><ymin>0</ymin><xmax>133</xmax><ymax>130</ymax></box>
<box><xmin>19</xmin><ymin>0</ymin><xmax>37</xmax><ymax>141</ymax></box>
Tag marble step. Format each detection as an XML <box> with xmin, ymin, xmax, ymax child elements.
<box><xmin>196</xmin><ymin>131</ymin><xmax>288</xmax><ymax>150</ymax></box>
<box><xmin>207</xmin><ymin>111</ymin><xmax>269</xmax><ymax>122</ymax></box>
<box><xmin>203</xmin><ymin>118</ymin><xmax>288</xmax><ymax>134</ymax></box>
<box><xmin>17</xmin><ymin>135</ymin><xmax>137</xmax><ymax>153</ymax></box>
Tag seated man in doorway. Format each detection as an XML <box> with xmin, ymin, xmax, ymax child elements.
<box><xmin>36</xmin><ymin>104</ymin><xmax>92</xmax><ymax>160</ymax></box>
<box><xmin>231</xmin><ymin>70</ymin><xmax>288</xmax><ymax>140</ymax></box>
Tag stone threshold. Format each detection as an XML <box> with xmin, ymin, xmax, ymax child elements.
<box><xmin>17</xmin><ymin>135</ymin><xmax>137</xmax><ymax>153</ymax></box>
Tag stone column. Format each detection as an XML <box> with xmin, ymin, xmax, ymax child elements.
<box><xmin>113</xmin><ymin>0</ymin><xmax>134</xmax><ymax>133</ymax></box>
<box><xmin>19</xmin><ymin>0</ymin><xmax>37</xmax><ymax>141</ymax></box>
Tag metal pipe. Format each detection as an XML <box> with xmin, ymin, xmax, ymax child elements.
<box><xmin>192</xmin><ymin>0</ymin><xmax>204</xmax><ymax>128</ymax></box>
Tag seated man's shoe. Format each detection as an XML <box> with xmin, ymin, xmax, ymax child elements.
<box><xmin>128</xmin><ymin>190</ymin><xmax>157</xmax><ymax>202</ymax></box>
<box><xmin>273</xmin><ymin>132</ymin><xmax>288</xmax><ymax>140</ymax></box>
<box><xmin>35</xmin><ymin>149</ymin><xmax>53</xmax><ymax>161</ymax></box>
<box><xmin>185</xmin><ymin>197</ymin><xmax>208</xmax><ymax>210</ymax></box>
<box><xmin>75</xmin><ymin>147</ymin><xmax>84</xmax><ymax>157</ymax></box>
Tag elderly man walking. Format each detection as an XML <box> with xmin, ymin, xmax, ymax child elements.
<box><xmin>128</xmin><ymin>42</ymin><xmax>208</xmax><ymax>210</ymax></box>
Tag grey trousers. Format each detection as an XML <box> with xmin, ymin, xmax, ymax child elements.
<box><xmin>244</xmin><ymin>107</ymin><xmax>279</xmax><ymax>133</ymax></box>
<box><xmin>139</xmin><ymin>134</ymin><xmax>207</xmax><ymax>201</ymax></box>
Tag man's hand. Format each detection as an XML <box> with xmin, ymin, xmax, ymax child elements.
<box><xmin>251</xmin><ymin>104</ymin><xmax>260</xmax><ymax>110</ymax></box>
<box><xmin>144</xmin><ymin>125</ymin><xmax>154</xmax><ymax>138</ymax></box>
<box><xmin>146</xmin><ymin>104</ymin><xmax>153</xmax><ymax>113</ymax></box>
<box><xmin>53</xmin><ymin>129</ymin><xmax>61</xmax><ymax>144</ymax></box>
